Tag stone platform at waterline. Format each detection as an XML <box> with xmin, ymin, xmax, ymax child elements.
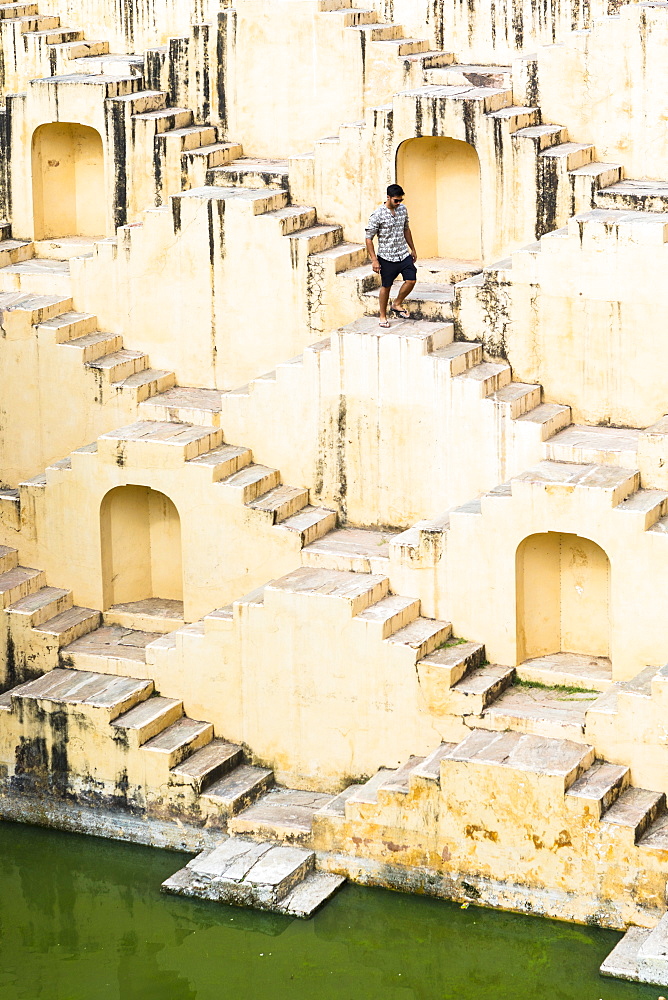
<box><xmin>2</xmin><ymin>0</ymin><xmax>668</xmax><ymax>984</ymax></box>
<box><xmin>163</xmin><ymin>839</ymin><xmax>345</xmax><ymax>918</ymax></box>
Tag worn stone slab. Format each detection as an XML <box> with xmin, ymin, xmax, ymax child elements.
<box><xmin>229</xmin><ymin>787</ymin><xmax>334</xmax><ymax>842</ymax></box>
<box><xmin>601</xmin><ymin>919</ymin><xmax>668</xmax><ymax>986</ymax></box>
<box><xmin>275</xmin><ymin>872</ymin><xmax>346</xmax><ymax>918</ymax></box>
<box><xmin>516</xmin><ymin>652</ymin><xmax>612</xmax><ymax>692</ymax></box>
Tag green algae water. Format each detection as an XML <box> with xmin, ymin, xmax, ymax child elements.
<box><xmin>0</xmin><ymin>821</ymin><xmax>662</xmax><ymax>1000</ymax></box>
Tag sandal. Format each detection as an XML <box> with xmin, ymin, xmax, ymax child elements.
<box><xmin>391</xmin><ymin>306</ymin><xmax>411</xmax><ymax>319</ymax></box>
<box><xmin>379</xmin><ymin>319</ymin><xmax>391</xmax><ymax>328</ymax></box>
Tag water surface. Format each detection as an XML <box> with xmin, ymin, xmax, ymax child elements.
<box><xmin>0</xmin><ymin>821</ymin><xmax>662</xmax><ymax>1000</ymax></box>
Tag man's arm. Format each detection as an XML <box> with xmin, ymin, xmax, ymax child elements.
<box><xmin>365</xmin><ymin>236</ymin><xmax>381</xmax><ymax>274</ymax></box>
<box><xmin>404</xmin><ymin>223</ymin><xmax>417</xmax><ymax>262</ymax></box>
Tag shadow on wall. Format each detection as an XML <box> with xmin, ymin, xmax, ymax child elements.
<box><xmin>31</xmin><ymin>122</ymin><xmax>105</xmax><ymax>239</ymax></box>
<box><xmin>516</xmin><ymin>532</ymin><xmax>611</xmax><ymax>661</ymax></box>
<box><xmin>100</xmin><ymin>485</ymin><xmax>183</xmax><ymax>610</ymax></box>
<box><xmin>396</xmin><ymin>136</ymin><xmax>482</xmax><ymax>261</ymax></box>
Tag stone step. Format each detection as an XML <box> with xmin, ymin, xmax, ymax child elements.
<box><xmin>0</xmin><ymin>292</ymin><xmax>73</xmax><ymax>326</ymax></box>
<box><xmin>445</xmin><ymin>728</ymin><xmax>595</xmax><ymax>787</ymax></box>
<box><xmin>511</xmin><ymin>461</ymin><xmax>639</xmax><ymax>505</ymax></box>
<box><xmin>184</xmin><ymin>140</ymin><xmax>244</xmax><ymax>174</ymax></box>
<box><xmin>6</xmin><ymin>585</ymin><xmax>71</xmax><ymax>627</ymax></box>
<box><xmin>416</xmin><ymin>256</ymin><xmax>482</xmax><ymax>284</ymax></box>
<box><xmin>0</xmin><ymin>238</ymin><xmax>33</xmax><ymax>267</ymax></box>
<box><xmin>7</xmin><ymin>666</ymin><xmax>152</xmax><ymax>718</ymax></box>
<box><xmin>60</xmin><ymin>624</ymin><xmax>163</xmax><ymax>670</ymax></box>
<box><xmin>97</xmin><ymin>420</ymin><xmax>222</xmax><ymax>466</ymax></box>
<box><xmin>276</xmin><ymin>505</ymin><xmax>338</xmax><ymax>546</ymax></box>
<box><xmin>110</xmin><ymin>695</ymin><xmax>184</xmax><ymax>746</ymax></box>
<box><xmin>103</xmin><ymin>598</ymin><xmax>184</xmax><ymax>634</ymax></box>
<box><xmin>480</xmin><ymin>681</ymin><xmax>599</xmax><ymax>741</ymax></box>
<box><xmin>353</xmin><ymin>22</ymin><xmax>403</xmax><ymax>39</ymax></box>
<box><xmin>385</xmin><ymin>617</ymin><xmax>451</xmax><ymax>657</ymax></box>
<box><xmin>170</xmin><ymin>738</ymin><xmax>244</xmax><ymax>792</ymax></box>
<box><xmin>229</xmin><ymin>787</ymin><xmax>336</xmax><ymax>844</ymax></box>
<box><xmin>86</xmin><ymin>349</ymin><xmax>148</xmax><ymax>381</ymax></box>
<box><xmin>186</xmin><ymin>442</ymin><xmax>252</xmax><ymax>479</ymax></box>
<box><xmin>158</xmin><ymin>124</ymin><xmax>218</xmax><ymax>152</ymax></box>
<box><xmin>301</xmin><ymin>526</ymin><xmax>398</xmax><ymax>573</ymax></box>
<box><xmin>565</xmin><ymin>761</ymin><xmax>631</xmax><ymax>817</ymax></box>
<box><xmin>309</xmin><ymin>240</ymin><xmax>367</xmax><ymax>272</ymax></box>
<box><xmin>313</xmin><ymin>784</ymin><xmax>358</xmax><ymax>819</ymax></box>
<box><xmin>515</xmin><ymin>402</ymin><xmax>572</xmax><ymax>440</ymax></box>
<box><xmin>26</xmin><ymin>27</ymin><xmax>83</xmax><ymax>44</ymax></box>
<box><xmin>0</xmin><ymin>545</ymin><xmax>18</xmax><ymax>574</ymax></box>
<box><xmin>418</xmin><ymin>640</ymin><xmax>487</xmax><ymax>689</ymax></box>
<box><xmin>355</xmin><ymin>594</ymin><xmax>421</xmax><ymax>638</ymax></box>
<box><xmin>139</xmin><ymin>386</ymin><xmax>225</xmax><ymax>426</ymax></box>
<box><xmin>600</xmin><ymin>917</ymin><xmax>668</xmax><ymax>987</ymax></box>
<box><xmin>14</xmin><ymin>15</ymin><xmax>59</xmax><ymax>33</ymax></box>
<box><xmin>132</xmin><ymin>105</ymin><xmax>193</xmax><ymax>132</ymax></box>
<box><xmin>376</xmin><ymin>36</ymin><xmax>430</xmax><ymax>55</ymax></box>
<box><xmin>275</xmin><ymin>871</ymin><xmax>346</xmax><ymax>918</ymax></box>
<box><xmin>411</xmin><ymin>742</ymin><xmax>459</xmax><ymax>783</ymax></box>
<box><xmin>516</xmin><ymin>652</ymin><xmax>613</xmax><ymax>692</ymax></box>
<box><xmin>111</xmin><ymin>367</ymin><xmax>175</xmax><ymax>399</ymax></box>
<box><xmin>141</xmin><ymin>716</ymin><xmax>213</xmax><ymax>768</ymax></box>
<box><xmin>246</xmin><ymin>484</ymin><xmax>309</xmax><ymax>522</ymax></box>
<box><xmin>200</xmin><ymin>764</ymin><xmax>274</xmax><ymax>816</ymax></box>
<box><xmin>449</xmin><ymin>663</ymin><xmax>515</xmax><ymax>713</ymax></box>
<box><xmin>69</xmin><ymin>52</ymin><xmax>144</xmax><ymax>77</ymax></box>
<box><xmin>0</xmin><ymin>3</ymin><xmax>39</xmax><ymax>17</ymax></box>
<box><xmin>265</xmin><ymin>566</ymin><xmax>389</xmax><ymax>616</ymax></box>
<box><xmin>544</xmin><ymin>424</ymin><xmax>640</xmax><ymax>467</ymax></box>
<box><xmin>345</xmin><ymin>767</ymin><xmax>396</xmax><ymax>808</ymax></box>
<box><xmin>595</xmin><ymin>178</ymin><xmax>668</xmax><ymax>213</ymax></box>
<box><xmin>290</xmin><ymin>224</ymin><xmax>342</xmax><ymax>256</ymax></box>
<box><xmin>163</xmin><ymin>839</ymin><xmax>320</xmax><ymax>911</ymax></box>
<box><xmin>600</xmin><ymin>787</ymin><xmax>666</xmax><ymax>843</ymax></box>
<box><xmin>486</xmin><ymin>381</ymin><xmax>542</xmax><ymax>417</ymax></box>
<box><xmin>615</xmin><ymin>489</ymin><xmax>668</xmax><ymax>531</ymax></box>
<box><xmin>512</xmin><ymin>123</ymin><xmax>568</xmax><ymax>152</ymax></box>
<box><xmin>540</xmin><ymin>141</ymin><xmax>595</xmax><ymax>171</ymax></box>
<box><xmin>639</xmin><ymin>811</ymin><xmax>668</xmax><ymax>853</ymax></box>
<box><xmin>429</xmin><ymin>62</ymin><xmax>511</xmax><ymax>88</ymax></box>
<box><xmin>216</xmin><ymin>463</ymin><xmax>281</xmax><ymax>502</ymax></box>
<box><xmin>35</xmin><ymin>309</ymin><xmax>98</xmax><ymax>343</ymax></box>
<box><xmin>0</xmin><ymin>566</ymin><xmax>45</xmax><ymax>608</ymax></box>
<box><xmin>63</xmin><ymin>330</ymin><xmax>123</xmax><ymax>362</ymax></box>
<box><xmin>258</xmin><ymin>204</ymin><xmax>316</xmax><ymax>236</ymax></box>
<box><xmin>363</xmin><ymin>281</ymin><xmax>454</xmax><ymax>322</ymax></box>
<box><xmin>454</xmin><ymin>360</ymin><xmax>511</xmax><ymax>397</ymax></box>
<box><xmin>208</xmin><ymin>157</ymin><xmax>289</xmax><ymax>189</ymax></box>
<box><xmin>32</xmin><ymin>605</ymin><xmax>101</xmax><ymax>646</ymax></box>
<box><xmin>376</xmin><ymin>755</ymin><xmax>425</xmax><ymax>797</ymax></box>
<box><xmin>569</xmin><ymin>161</ymin><xmax>623</xmax><ymax>204</ymax></box>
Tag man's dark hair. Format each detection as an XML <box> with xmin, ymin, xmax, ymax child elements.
<box><xmin>387</xmin><ymin>184</ymin><xmax>404</xmax><ymax>197</ymax></box>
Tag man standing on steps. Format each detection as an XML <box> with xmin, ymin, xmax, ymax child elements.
<box><xmin>365</xmin><ymin>183</ymin><xmax>417</xmax><ymax>328</ymax></box>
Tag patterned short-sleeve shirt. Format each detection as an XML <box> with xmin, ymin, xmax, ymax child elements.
<box><xmin>365</xmin><ymin>203</ymin><xmax>410</xmax><ymax>262</ymax></box>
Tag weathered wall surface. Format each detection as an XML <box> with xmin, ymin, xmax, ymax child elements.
<box><xmin>458</xmin><ymin>211</ymin><xmax>668</xmax><ymax>428</ymax></box>
<box><xmin>536</xmin><ymin>3</ymin><xmax>668</xmax><ymax>180</ymax></box>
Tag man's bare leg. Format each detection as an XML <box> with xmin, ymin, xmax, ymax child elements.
<box><xmin>393</xmin><ymin>279</ymin><xmax>416</xmax><ymax>311</ymax></box>
<box><xmin>379</xmin><ymin>284</ymin><xmax>392</xmax><ymax>321</ymax></box>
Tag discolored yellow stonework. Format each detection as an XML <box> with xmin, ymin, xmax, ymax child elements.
<box><xmin>0</xmin><ymin>0</ymin><xmax>667</xmax><ymax>952</ymax></box>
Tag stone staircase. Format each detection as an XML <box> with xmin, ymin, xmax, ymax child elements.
<box><xmin>312</xmin><ymin>728</ymin><xmax>668</xmax><ymax>917</ymax></box>
<box><xmin>163</xmin><ymin>838</ymin><xmax>345</xmax><ymax>917</ymax></box>
<box><xmin>0</xmin><ymin>543</ymin><xmax>100</xmax><ymax>689</ymax></box>
<box><xmin>0</xmin><ymin>662</ymin><xmax>346</xmax><ymax>915</ymax></box>
<box><xmin>0</xmin><ymin>665</ymin><xmax>276</xmax><ymax>823</ymax></box>
<box><xmin>0</xmin><ymin>289</ymin><xmax>176</xmax><ymax>403</ymax></box>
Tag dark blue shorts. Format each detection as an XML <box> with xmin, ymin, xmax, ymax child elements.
<box><xmin>378</xmin><ymin>254</ymin><xmax>417</xmax><ymax>288</ymax></box>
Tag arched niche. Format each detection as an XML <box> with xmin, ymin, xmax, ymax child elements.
<box><xmin>31</xmin><ymin>122</ymin><xmax>105</xmax><ymax>239</ymax></box>
<box><xmin>100</xmin><ymin>486</ymin><xmax>183</xmax><ymax>610</ymax></box>
<box><xmin>516</xmin><ymin>532</ymin><xmax>610</xmax><ymax>662</ymax></box>
<box><xmin>396</xmin><ymin>136</ymin><xmax>482</xmax><ymax>261</ymax></box>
